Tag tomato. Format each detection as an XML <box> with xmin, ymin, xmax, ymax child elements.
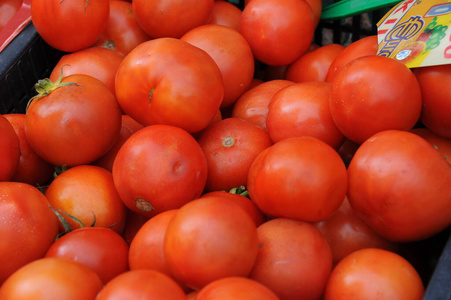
<box><xmin>121</xmin><ymin>208</ymin><xmax>150</xmax><ymax>245</ymax></box>
<box><xmin>0</xmin><ymin>114</ymin><xmax>20</xmax><ymax>181</ymax></box>
<box><xmin>31</xmin><ymin>0</ymin><xmax>109</xmax><ymax>52</ymax></box>
<box><xmin>94</xmin><ymin>0</ymin><xmax>151</xmax><ymax>56</ymax></box>
<box><xmin>45</xmin><ymin>227</ymin><xmax>129</xmax><ymax>284</ymax></box>
<box><xmin>197</xmin><ymin>117</ymin><xmax>273</xmax><ymax>192</ymax></box>
<box><xmin>96</xmin><ymin>269</ymin><xmax>187</xmax><ymax>300</ymax></box>
<box><xmin>305</xmin><ymin>0</ymin><xmax>322</xmax><ymax>27</ymax></box>
<box><xmin>49</xmin><ymin>46</ymin><xmax>124</xmax><ymax>97</ymax></box>
<box><xmin>25</xmin><ymin>74</ymin><xmax>122</xmax><ymax>167</ymax></box>
<box><xmin>266</xmin><ymin>81</ymin><xmax>345</xmax><ymax>149</ymax></box>
<box><xmin>132</xmin><ymin>0</ymin><xmax>214</xmax><ymax>38</ymax></box>
<box><xmin>181</xmin><ymin>24</ymin><xmax>255</xmax><ymax>108</ymax></box>
<box><xmin>112</xmin><ymin>125</ymin><xmax>208</xmax><ymax>218</ymax></box>
<box><xmin>196</xmin><ymin>277</ymin><xmax>280</xmax><ymax>300</ymax></box>
<box><xmin>207</xmin><ymin>0</ymin><xmax>242</xmax><ymax>31</ymax></box>
<box><xmin>249</xmin><ymin>218</ymin><xmax>333</xmax><ymax>300</ymax></box>
<box><xmin>414</xmin><ymin>64</ymin><xmax>451</xmax><ymax>138</ymax></box>
<box><xmin>3</xmin><ymin>113</ymin><xmax>54</xmax><ymax>186</ymax></box>
<box><xmin>325</xmin><ymin>35</ymin><xmax>379</xmax><ymax>82</ymax></box>
<box><xmin>0</xmin><ymin>182</ymin><xmax>59</xmax><ymax>284</ymax></box>
<box><xmin>410</xmin><ymin>127</ymin><xmax>451</xmax><ymax>164</ymax></box>
<box><xmin>314</xmin><ymin>197</ymin><xmax>399</xmax><ymax>266</ymax></box>
<box><xmin>285</xmin><ymin>43</ymin><xmax>345</xmax><ymax>83</ymax></box>
<box><xmin>45</xmin><ymin>165</ymin><xmax>127</xmax><ymax>234</ymax></box>
<box><xmin>248</xmin><ymin>136</ymin><xmax>348</xmax><ymax>222</ymax></box>
<box><xmin>164</xmin><ymin>196</ymin><xmax>259</xmax><ymax>290</ymax></box>
<box><xmin>0</xmin><ymin>0</ymin><xmax>22</xmax><ymax>31</ymax></box>
<box><xmin>329</xmin><ymin>55</ymin><xmax>422</xmax><ymax>144</ymax></box>
<box><xmin>115</xmin><ymin>37</ymin><xmax>224</xmax><ymax>133</ymax></box>
<box><xmin>0</xmin><ymin>257</ymin><xmax>103</xmax><ymax>300</ymax></box>
<box><xmin>347</xmin><ymin>130</ymin><xmax>451</xmax><ymax>242</ymax></box>
<box><xmin>324</xmin><ymin>248</ymin><xmax>424</xmax><ymax>300</ymax></box>
<box><xmin>232</xmin><ymin>79</ymin><xmax>294</xmax><ymax>131</ymax></box>
<box><xmin>240</xmin><ymin>0</ymin><xmax>315</xmax><ymax>66</ymax></box>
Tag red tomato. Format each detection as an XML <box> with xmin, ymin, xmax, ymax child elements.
<box><xmin>197</xmin><ymin>117</ymin><xmax>273</xmax><ymax>192</ymax></box>
<box><xmin>196</xmin><ymin>277</ymin><xmax>280</xmax><ymax>300</ymax></box>
<box><xmin>347</xmin><ymin>130</ymin><xmax>451</xmax><ymax>242</ymax></box>
<box><xmin>0</xmin><ymin>182</ymin><xmax>59</xmax><ymax>284</ymax></box>
<box><xmin>0</xmin><ymin>257</ymin><xmax>103</xmax><ymax>300</ymax></box>
<box><xmin>249</xmin><ymin>218</ymin><xmax>333</xmax><ymax>300</ymax></box>
<box><xmin>115</xmin><ymin>38</ymin><xmax>224</xmax><ymax>133</ymax></box>
<box><xmin>25</xmin><ymin>74</ymin><xmax>122</xmax><ymax>167</ymax></box>
<box><xmin>232</xmin><ymin>79</ymin><xmax>294</xmax><ymax>131</ymax></box>
<box><xmin>112</xmin><ymin>125</ymin><xmax>208</xmax><ymax>218</ymax></box>
<box><xmin>3</xmin><ymin>113</ymin><xmax>54</xmax><ymax>185</ymax></box>
<box><xmin>285</xmin><ymin>43</ymin><xmax>345</xmax><ymax>83</ymax></box>
<box><xmin>164</xmin><ymin>196</ymin><xmax>259</xmax><ymax>290</ymax></box>
<box><xmin>45</xmin><ymin>227</ymin><xmax>129</xmax><ymax>284</ymax></box>
<box><xmin>324</xmin><ymin>248</ymin><xmax>424</xmax><ymax>300</ymax></box>
<box><xmin>0</xmin><ymin>0</ymin><xmax>22</xmax><ymax>31</ymax></box>
<box><xmin>414</xmin><ymin>64</ymin><xmax>451</xmax><ymax>138</ymax></box>
<box><xmin>45</xmin><ymin>165</ymin><xmax>127</xmax><ymax>234</ymax></box>
<box><xmin>305</xmin><ymin>0</ymin><xmax>322</xmax><ymax>27</ymax></box>
<box><xmin>248</xmin><ymin>136</ymin><xmax>348</xmax><ymax>222</ymax></box>
<box><xmin>266</xmin><ymin>81</ymin><xmax>345</xmax><ymax>149</ymax></box>
<box><xmin>96</xmin><ymin>269</ymin><xmax>187</xmax><ymax>300</ymax></box>
<box><xmin>121</xmin><ymin>208</ymin><xmax>150</xmax><ymax>245</ymax></box>
<box><xmin>31</xmin><ymin>0</ymin><xmax>109</xmax><ymax>52</ymax></box>
<box><xmin>0</xmin><ymin>114</ymin><xmax>20</xmax><ymax>181</ymax></box>
<box><xmin>49</xmin><ymin>46</ymin><xmax>124</xmax><ymax>97</ymax></box>
<box><xmin>410</xmin><ymin>127</ymin><xmax>451</xmax><ymax>164</ymax></box>
<box><xmin>329</xmin><ymin>55</ymin><xmax>422</xmax><ymax>144</ymax></box>
<box><xmin>132</xmin><ymin>0</ymin><xmax>214</xmax><ymax>38</ymax></box>
<box><xmin>94</xmin><ymin>0</ymin><xmax>151</xmax><ymax>56</ymax></box>
<box><xmin>240</xmin><ymin>0</ymin><xmax>315</xmax><ymax>66</ymax></box>
<box><xmin>207</xmin><ymin>0</ymin><xmax>242</xmax><ymax>31</ymax></box>
<box><xmin>181</xmin><ymin>24</ymin><xmax>255</xmax><ymax>108</ymax></box>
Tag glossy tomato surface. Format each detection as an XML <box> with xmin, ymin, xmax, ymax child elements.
<box><xmin>0</xmin><ymin>114</ymin><xmax>20</xmax><ymax>181</ymax></box>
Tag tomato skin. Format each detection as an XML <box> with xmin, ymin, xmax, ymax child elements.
<box><xmin>0</xmin><ymin>257</ymin><xmax>103</xmax><ymax>300</ymax></box>
<box><xmin>324</xmin><ymin>248</ymin><xmax>424</xmax><ymax>300</ymax></box>
<box><xmin>329</xmin><ymin>55</ymin><xmax>422</xmax><ymax>144</ymax></box>
<box><xmin>347</xmin><ymin>130</ymin><xmax>451</xmax><ymax>242</ymax></box>
<box><xmin>31</xmin><ymin>0</ymin><xmax>110</xmax><ymax>52</ymax></box>
<box><xmin>0</xmin><ymin>182</ymin><xmax>59</xmax><ymax>285</ymax></box>
<box><xmin>0</xmin><ymin>114</ymin><xmax>20</xmax><ymax>181</ymax></box>
<box><xmin>208</xmin><ymin>0</ymin><xmax>242</xmax><ymax>31</ymax></box>
<box><xmin>112</xmin><ymin>125</ymin><xmax>208</xmax><ymax>218</ymax></box>
<box><xmin>115</xmin><ymin>38</ymin><xmax>224</xmax><ymax>133</ymax></box>
<box><xmin>410</xmin><ymin>128</ymin><xmax>451</xmax><ymax>164</ymax></box>
<box><xmin>248</xmin><ymin>136</ymin><xmax>348</xmax><ymax>222</ymax></box>
<box><xmin>25</xmin><ymin>74</ymin><xmax>122</xmax><ymax>167</ymax></box>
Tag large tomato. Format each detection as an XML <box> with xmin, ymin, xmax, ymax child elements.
<box><xmin>410</xmin><ymin>127</ymin><xmax>451</xmax><ymax>164</ymax></box>
<box><xmin>347</xmin><ymin>130</ymin><xmax>451</xmax><ymax>242</ymax></box>
<box><xmin>115</xmin><ymin>37</ymin><xmax>224</xmax><ymax>133</ymax></box>
<box><xmin>0</xmin><ymin>114</ymin><xmax>20</xmax><ymax>181</ymax></box>
<box><xmin>25</xmin><ymin>74</ymin><xmax>122</xmax><ymax>167</ymax></box>
<box><xmin>31</xmin><ymin>0</ymin><xmax>110</xmax><ymax>52</ymax></box>
<box><xmin>207</xmin><ymin>0</ymin><xmax>242</xmax><ymax>31</ymax></box>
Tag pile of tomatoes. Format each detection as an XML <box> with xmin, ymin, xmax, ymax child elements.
<box><xmin>1</xmin><ymin>0</ymin><xmax>450</xmax><ymax>299</ymax></box>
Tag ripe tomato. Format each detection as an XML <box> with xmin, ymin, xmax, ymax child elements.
<box><xmin>132</xmin><ymin>0</ymin><xmax>214</xmax><ymax>38</ymax></box>
<box><xmin>3</xmin><ymin>113</ymin><xmax>54</xmax><ymax>186</ymax></box>
<box><xmin>115</xmin><ymin>37</ymin><xmax>224</xmax><ymax>133</ymax></box>
<box><xmin>285</xmin><ymin>43</ymin><xmax>345</xmax><ymax>83</ymax></box>
<box><xmin>414</xmin><ymin>64</ymin><xmax>451</xmax><ymax>138</ymax></box>
<box><xmin>0</xmin><ymin>182</ymin><xmax>59</xmax><ymax>284</ymax></box>
<box><xmin>96</xmin><ymin>269</ymin><xmax>187</xmax><ymax>300</ymax></box>
<box><xmin>25</xmin><ymin>74</ymin><xmax>122</xmax><ymax>167</ymax></box>
<box><xmin>181</xmin><ymin>24</ymin><xmax>255</xmax><ymax>108</ymax></box>
<box><xmin>197</xmin><ymin>117</ymin><xmax>273</xmax><ymax>192</ymax></box>
<box><xmin>266</xmin><ymin>81</ymin><xmax>345</xmax><ymax>149</ymax></box>
<box><xmin>207</xmin><ymin>0</ymin><xmax>242</xmax><ymax>31</ymax></box>
<box><xmin>410</xmin><ymin>127</ymin><xmax>451</xmax><ymax>164</ymax></box>
<box><xmin>112</xmin><ymin>125</ymin><xmax>208</xmax><ymax>218</ymax></box>
<box><xmin>0</xmin><ymin>257</ymin><xmax>103</xmax><ymax>300</ymax></box>
<box><xmin>45</xmin><ymin>165</ymin><xmax>127</xmax><ymax>234</ymax></box>
<box><xmin>249</xmin><ymin>218</ymin><xmax>333</xmax><ymax>300</ymax></box>
<box><xmin>45</xmin><ymin>227</ymin><xmax>129</xmax><ymax>284</ymax></box>
<box><xmin>31</xmin><ymin>0</ymin><xmax>110</xmax><ymax>52</ymax></box>
<box><xmin>196</xmin><ymin>277</ymin><xmax>280</xmax><ymax>300</ymax></box>
<box><xmin>329</xmin><ymin>55</ymin><xmax>422</xmax><ymax>144</ymax></box>
<box><xmin>164</xmin><ymin>196</ymin><xmax>259</xmax><ymax>290</ymax></box>
<box><xmin>0</xmin><ymin>114</ymin><xmax>20</xmax><ymax>181</ymax></box>
<box><xmin>324</xmin><ymin>248</ymin><xmax>424</xmax><ymax>300</ymax></box>
<box><xmin>347</xmin><ymin>130</ymin><xmax>451</xmax><ymax>242</ymax></box>
<box><xmin>240</xmin><ymin>0</ymin><xmax>315</xmax><ymax>66</ymax></box>
<box><xmin>0</xmin><ymin>0</ymin><xmax>22</xmax><ymax>31</ymax></box>
<box><xmin>248</xmin><ymin>136</ymin><xmax>348</xmax><ymax>222</ymax></box>
<box><xmin>94</xmin><ymin>0</ymin><xmax>151</xmax><ymax>56</ymax></box>
<box><xmin>121</xmin><ymin>208</ymin><xmax>150</xmax><ymax>245</ymax></box>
